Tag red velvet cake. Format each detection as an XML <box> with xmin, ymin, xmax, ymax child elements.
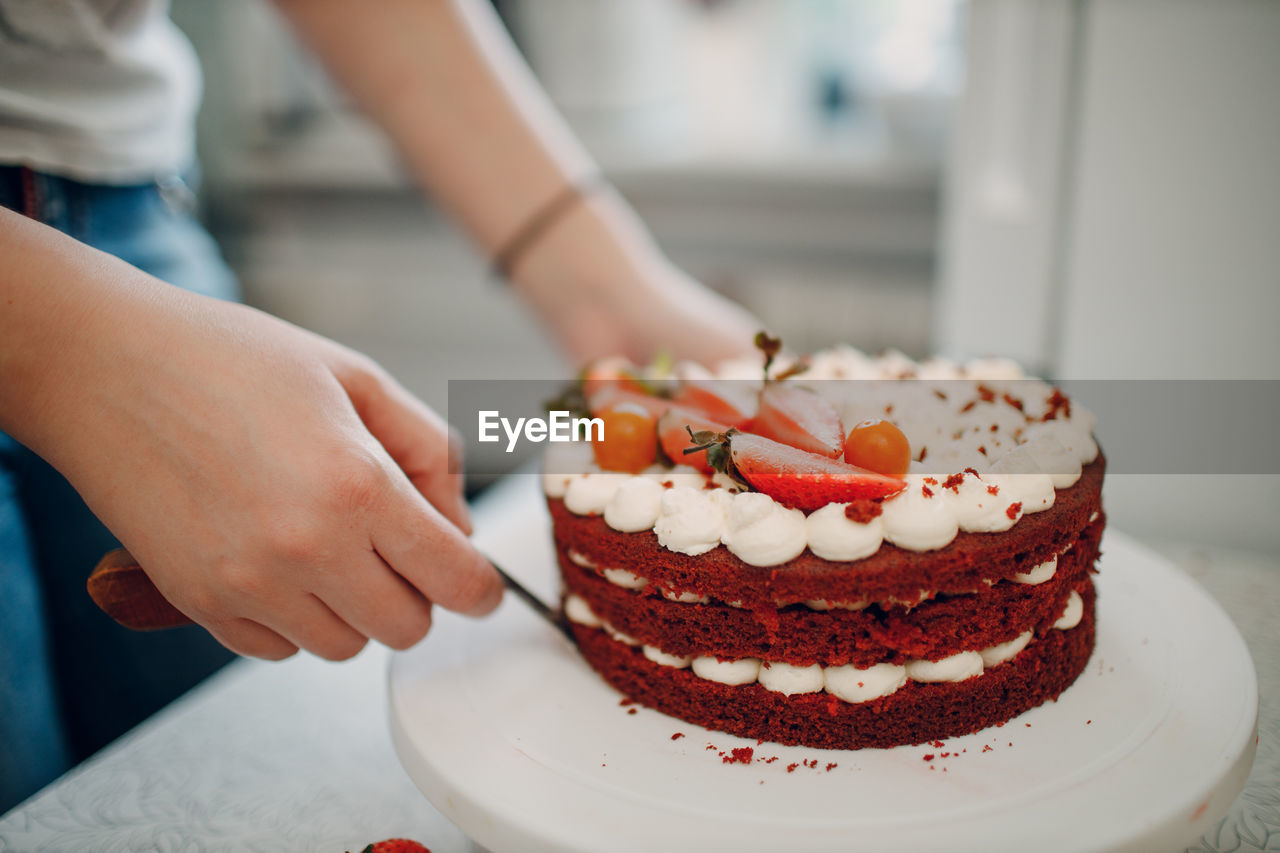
<box><xmin>543</xmin><ymin>344</ymin><xmax>1103</xmax><ymax>750</ymax></box>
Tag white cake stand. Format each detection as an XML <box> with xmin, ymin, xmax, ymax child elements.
<box><xmin>389</xmin><ymin>477</ymin><xmax>1257</xmax><ymax>853</ymax></box>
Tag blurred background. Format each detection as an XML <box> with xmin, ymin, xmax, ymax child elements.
<box><xmin>169</xmin><ymin>0</ymin><xmax>1279</xmax><ymax>552</ymax></box>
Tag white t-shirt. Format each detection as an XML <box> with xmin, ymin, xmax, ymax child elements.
<box><xmin>0</xmin><ymin>0</ymin><xmax>200</xmax><ymax>183</ymax></box>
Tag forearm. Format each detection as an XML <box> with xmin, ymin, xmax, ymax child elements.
<box><xmin>0</xmin><ymin>208</ymin><xmax>164</xmax><ymax>463</ymax></box>
<box><xmin>271</xmin><ymin>0</ymin><xmax>661</xmax><ymax>285</ymax></box>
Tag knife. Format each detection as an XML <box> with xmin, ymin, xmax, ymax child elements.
<box><xmin>88</xmin><ymin>548</ymin><xmax>573</xmax><ymax>640</ymax></box>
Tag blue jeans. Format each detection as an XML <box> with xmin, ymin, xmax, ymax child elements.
<box><xmin>0</xmin><ymin>167</ymin><xmax>240</xmax><ymax>813</ymax></box>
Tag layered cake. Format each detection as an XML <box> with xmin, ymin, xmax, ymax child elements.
<box><xmin>543</xmin><ymin>342</ymin><xmax>1103</xmax><ymax>749</ymax></box>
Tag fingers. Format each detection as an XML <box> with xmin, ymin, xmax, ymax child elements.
<box><xmin>336</xmin><ymin>358</ymin><xmax>474</xmax><ymax>535</ymax></box>
<box><xmin>203</xmin><ymin>617</ymin><xmax>299</xmax><ymax>661</ymax></box>
<box><xmin>313</xmin><ymin>550</ymin><xmax>435</xmax><ymax>650</ymax></box>
<box><xmin>243</xmin><ymin>594</ymin><xmax>371</xmax><ymax>662</ymax></box>
<box><xmin>371</xmin><ymin>481</ymin><xmax>504</xmax><ymax>618</ymax></box>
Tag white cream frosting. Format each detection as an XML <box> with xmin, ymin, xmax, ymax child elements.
<box><xmin>643</xmin><ymin>645</ymin><xmax>693</xmax><ymax>669</ymax></box>
<box><xmin>662</xmin><ymin>588</ymin><xmax>710</xmax><ymax>604</ymax></box>
<box><xmin>757</xmin><ymin>661</ymin><xmax>825</xmax><ymax>695</ymax></box>
<box><xmin>1013</xmin><ymin>556</ymin><xmax>1058</xmax><ymax>585</ymax></box>
<box><xmin>691</xmin><ymin>655</ymin><xmax>761</xmax><ymax>686</ymax></box>
<box><xmin>601</xmin><ymin>567</ymin><xmax>647</xmax><ymax>590</ymax></box>
<box><xmin>654</xmin><ymin>486</ymin><xmax>730</xmax><ymax>556</ymax></box>
<box><xmin>563</xmin><ymin>472</ymin><xmax>631</xmax><ymax>516</ymax></box>
<box><xmin>577</xmin><ymin>608</ymin><xmax>1080</xmax><ymax>704</ymax></box>
<box><xmin>824</xmin><ymin>662</ymin><xmax>908</xmax><ymax>703</ymax></box>
<box><xmin>603</xmin><ymin>476</ymin><xmax>665</xmax><ymax>533</ymax></box>
<box><xmin>547</xmin><ymin>349</ymin><xmax>1098</xmax><ymax>566</ymax></box>
<box><xmin>563</xmin><ymin>594</ymin><xmax>601</xmax><ymax>628</ymax></box>
<box><xmin>805</xmin><ymin>504</ymin><xmax>885</xmax><ymax>561</ymax></box>
<box><xmin>1054</xmin><ymin>590</ymin><xmax>1084</xmax><ymax>630</ymax></box>
<box><xmin>904</xmin><ymin>651</ymin><xmax>985</xmax><ymax>683</ymax></box>
<box><xmin>979</xmin><ymin>631</ymin><xmax>1032</xmax><ymax>667</ymax></box>
<box><xmin>879</xmin><ymin>474</ymin><xmax>961</xmax><ymax>552</ymax></box>
<box><xmin>604</xmin><ymin>624</ymin><xmax>640</xmax><ymax>647</ymax></box>
<box><xmin>720</xmin><ymin>492</ymin><xmax>808</xmax><ymax>566</ymax></box>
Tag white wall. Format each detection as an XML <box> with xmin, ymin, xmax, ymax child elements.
<box><xmin>938</xmin><ymin>1</ymin><xmax>1280</xmax><ymax>553</ymax></box>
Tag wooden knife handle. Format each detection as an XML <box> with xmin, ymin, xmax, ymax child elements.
<box><xmin>88</xmin><ymin>549</ymin><xmax>193</xmax><ymax>631</ymax></box>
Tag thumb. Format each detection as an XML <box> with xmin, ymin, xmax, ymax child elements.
<box><xmin>335</xmin><ymin>356</ymin><xmax>473</xmax><ymax>535</ymax></box>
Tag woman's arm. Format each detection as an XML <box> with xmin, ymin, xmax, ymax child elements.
<box><xmin>271</xmin><ymin>0</ymin><xmax>758</xmax><ymax>365</ymax></box>
<box><xmin>0</xmin><ymin>207</ymin><xmax>502</xmax><ymax>659</ymax></box>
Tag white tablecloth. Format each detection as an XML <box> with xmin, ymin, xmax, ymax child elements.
<box><xmin>1</xmin><ymin>475</ymin><xmax>1276</xmax><ymax>853</ymax></box>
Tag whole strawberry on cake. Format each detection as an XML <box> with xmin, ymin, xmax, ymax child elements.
<box><xmin>543</xmin><ymin>335</ymin><xmax>1104</xmax><ymax>750</ymax></box>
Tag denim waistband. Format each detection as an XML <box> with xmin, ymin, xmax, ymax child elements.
<box><xmin>0</xmin><ymin>164</ymin><xmax>198</xmax><ymax>237</ymax></box>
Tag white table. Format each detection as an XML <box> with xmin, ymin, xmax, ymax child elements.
<box><xmin>2</xmin><ymin>475</ymin><xmax>1276</xmax><ymax>853</ymax></box>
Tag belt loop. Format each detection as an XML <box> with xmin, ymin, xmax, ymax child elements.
<box><xmin>20</xmin><ymin>167</ymin><xmax>40</xmax><ymax>220</ymax></box>
<box><xmin>156</xmin><ymin>171</ymin><xmax>196</xmax><ymax>216</ymax></box>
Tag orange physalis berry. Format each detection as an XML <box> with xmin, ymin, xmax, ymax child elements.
<box><xmin>843</xmin><ymin>418</ymin><xmax>911</xmax><ymax>477</ymax></box>
<box><xmin>593</xmin><ymin>402</ymin><xmax>658</xmax><ymax>473</ymax></box>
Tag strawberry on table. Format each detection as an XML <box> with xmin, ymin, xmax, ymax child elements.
<box><xmin>751</xmin><ymin>383</ymin><xmax>844</xmax><ymax>458</ymax></box>
<box><xmin>358</xmin><ymin>840</ymin><xmax>431</xmax><ymax>853</ymax></box>
<box><xmin>728</xmin><ymin>432</ymin><xmax>906</xmax><ymax>511</ymax></box>
<box><xmin>658</xmin><ymin>408</ymin><xmax>731</xmax><ymax>473</ymax></box>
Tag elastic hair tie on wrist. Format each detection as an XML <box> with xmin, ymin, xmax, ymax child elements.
<box><xmin>490</xmin><ymin>174</ymin><xmax>608</xmax><ymax>282</ymax></box>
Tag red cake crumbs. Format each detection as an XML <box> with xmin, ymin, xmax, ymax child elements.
<box><xmin>1006</xmin><ymin>502</ymin><xmax>1022</xmax><ymax>519</ymax></box>
<box><xmin>1086</xmin><ymin>720</ymin><xmax>1092</xmax><ymax>725</ymax></box>
<box><xmin>977</xmin><ymin>445</ymin><xmax>987</xmax><ymax>455</ymax></box>
<box><xmin>976</xmin><ymin>385</ymin><xmax>996</xmax><ymax>403</ymax></box>
<box><xmin>960</xmin><ymin>400</ymin><xmax>976</xmax><ymax>413</ymax></box>
<box><xmin>921</xmin><ymin>485</ymin><xmax>934</xmax><ymax>498</ymax></box>
<box><xmin>922</xmin><ymin>754</ymin><xmax>935</xmax><ymax>762</ymax></box>
<box><xmin>931</xmin><ymin>740</ymin><xmax>945</xmax><ymax>748</ymax></box>
<box><xmin>1025</xmin><ymin>722</ymin><xmax>1031</xmax><ymax>727</ymax></box>
<box><xmin>982</xmin><ymin>745</ymin><xmax>993</xmax><ymax>753</ymax></box>
<box><xmin>923</xmin><ymin>477</ymin><xmax>938</xmax><ymax>486</ymax></box>
<box><xmin>1003</xmin><ymin>393</ymin><xmax>1024</xmax><ymax>411</ymax></box>
<box><xmin>765</xmin><ymin>756</ymin><xmax>779</xmax><ymax>764</ymax></box>
<box><xmin>619</xmin><ymin>698</ymin><xmax>635</xmax><ymax>707</ymax></box>
<box><xmin>627</xmin><ymin>708</ymin><xmax>637</xmax><ymax>715</ymax></box>
<box><xmin>918</xmin><ymin>446</ymin><xmax>927</xmax><ymax>461</ymax></box>
<box><xmin>825</xmin><ymin>762</ymin><xmax>838</xmax><ymax>772</ymax></box>
<box><xmin>990</xmin><ymin>423</ymin><xmax>1000</xmax><ymax>432</ymax></box>
<box><xmin>842</xmin><ymin>500</ymin><xmax>883</xmax><ymax>523</ymax></box>
<box><xmin>723</xmin><ymin>747</ymin><xmax>754</xmax><ymax>765</ymax></box>
<box><xmin>671</xmin><ymin>733</ymin><xmax>684</xmax><ymax>740</ymax></box>
<box><xmin>1042</xmin><ymin>389</ymin><xmax>1072</xmax><ymax>421</ymax></box>
<box><xmin>963</xmin><ymin>466</ymin><xmax>980</xmax><ymax>478</ymax></box>
<box><xmin>987</xmin><ymin>484</ymin><xmax>1000</xmax><ymax>496</ymax></box>
<box><xmin>942</xmin><ymin>474</ymin><xmax>964</xmax><ymax>493</ymax></box>
<box><xmin>705</xmin><ymin>744</ymin><xmax>717</xmax><ymax>751</ymax></box>
<box><xmin>787</xmin><ymin>763</ymin><xmax>799</xmax><ymax>773</ymax></box>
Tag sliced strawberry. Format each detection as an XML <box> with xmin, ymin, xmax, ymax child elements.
<box><xmin>362</xmin><ymin>840</ymin><xmax>431</xmax><ymax>853</ymax></box>
<box><xmin>729</xmin><ymin>433</ymin><xmax>905</xmax><ymax>511</ymax></box>
<box><xmin>751</xmin><ymin>384</ymin><xmax>844</xmax><ymax>458</ymax></box>
<box><xmin>581</xmin><ymin>357</ymin><xmax>643</xmax><ymax>399</ymax></box>
<box><xmin>670</xmin><ymin>380</ymin><xmax>755</xmax><ymax>427</ymax></box>
<box><xmin>658</xmin><ymin>408</ymin><xmax>731</xmax><ymax>472</ymax></box>
<box><xmin>587</xmin><ymin>386</ymin><xmax>671</xmax><ymax>420</ymax></box>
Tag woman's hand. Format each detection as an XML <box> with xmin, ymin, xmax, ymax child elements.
<box><xmin>1</xmin><ymin>210</ymin><xmax>503</xmax><ymax>661</ymax></box>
